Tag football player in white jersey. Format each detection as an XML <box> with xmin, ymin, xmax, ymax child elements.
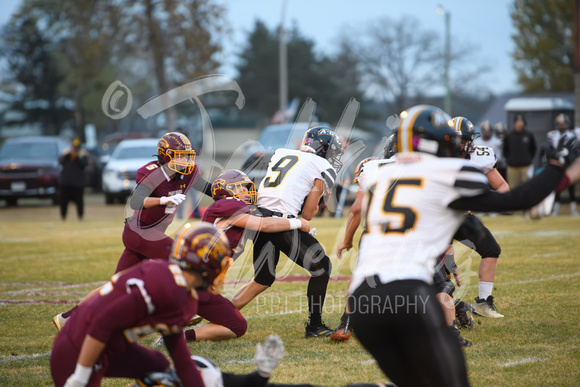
<box><xmin>348</xmin><ymin>104</ymin><xmax>578</xmax><ymax>387</ymax></box>
<box><xmin>452</xmin><ymin>116</ymin><xmax>509</xmax><ymax>318</ymax></box>
<box><xmin>231</xmin><ymin>126</ymin><xmax>344</xmax><ymax>337</ymax></box>
<box><xmin>332</xmin><ymin>137</ymin><xmax>397</xmax><ymax>341</ymax></box>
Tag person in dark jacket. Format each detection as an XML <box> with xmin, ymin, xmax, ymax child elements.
<box><xmin>503</xmin><ymin>114</ymin><xmax>537</xmax><ymax>188</ymax></box>
<box><xmin>59</xmin><ymin>138</ymin><xmax>89</xmax><ymax>220</ymax></box>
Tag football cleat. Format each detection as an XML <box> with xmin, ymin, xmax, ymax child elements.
<box><xmin>305</xmin><ymin>322</ymin><xmax>333</xmax><ymax>338</ymax></box>
<box><xmin>473</xmin><ymin>296</ymin><xmax>504</xmax><ymax>318</ymax></box>
<box><xmin>52</xmin><ymin>313</ymin><xmax>67</xmax><ymax>331</ymax></box>
<box><xmin>454</xmin><ymin>299</ymin><xmax>475</xmax><ymax>329</ymax></box>
<box><xmin>451</xmin><ymin>321</ymin><xmax>473</xmax><ymax>347</ymax></box>
<box><xmin>330</xmin><ymin>315</ymin><xmax>352</xmax><ymax>341</ymax></box>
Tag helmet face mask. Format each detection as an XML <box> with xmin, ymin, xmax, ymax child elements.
<box><xmin>396</xmin><ymin>105</ymin><xmax>461</xmax><ymax>158</ymax></box>
<box><xmin>452</xmin><ymin>116</ymin><xmax>476</xmax><ymax>158</ymax></box>
<box><xmin>170</xmin><ymin>222</ymin><xmax>232</xmax><ymax>292</ymax></box>
<box><xmin>211</xmin><ymin>170</ymin><xmax>258</xmax><ymax>205</ymax></box>
<box><xmin>157</xmin><ymin>132</ymin><xmax>196</xmax><ymax>175</ymax></box>
<box><xmin>383</xmin><ymin>133</ymin><xmax>398</xmax><ymax>158</ymax></box>
<box><xmin>301</xmin><ymin>126</ymin><xmax>344</xmax><ymax>171</ymax></box>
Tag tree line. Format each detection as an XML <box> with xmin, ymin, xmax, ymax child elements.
<box><xmin>0</xmin><ymin>0</ymin><xmax>574</xmax><ymax>139</ymax></box>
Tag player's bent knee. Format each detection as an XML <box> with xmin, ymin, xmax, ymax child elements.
<box><xmin>480</xmin><ymin>245</ymin><xmax>501</xmax><ymax>259</ymax></box>
<box><xmin>308</xmin><ymin>255</ymin><xmax>332</xmax><ymax>277</ymax></box>
<box><xmin>231</xmin><ymin>317</ymin><xmax>248</xmax><ymax>338</ymax></box>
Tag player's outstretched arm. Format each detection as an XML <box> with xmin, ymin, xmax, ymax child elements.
<box><xmin>337</xmin><ymin>189</ymin><xmax>364</xmax><ymax>260</ymax></box>
<box><xmin>486</xmin><ymin>169</ymin><xmax>509</xmax><ymax>192</ymax></box>
<box><xmin>218</xmin><ymin>214</ymin><xmax>310</xmax><ymax>233</ymax></box>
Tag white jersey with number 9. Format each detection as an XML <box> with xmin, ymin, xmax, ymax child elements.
<box><xmin>258</xmin><ymin>148</ymin><xmax>336</xmax><ymax>217</ymax></box>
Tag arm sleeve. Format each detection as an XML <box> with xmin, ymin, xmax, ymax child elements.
<box><xmin>87</xmin><ymin>287</ymin><xmax>148</xmax><ymax>342</ymax></box>
<box><xmin>448</xmin><ymin>164</ymin><xmax>565</xmax><ymax>212</ymax></box>
<box><xmin>192</xmin><ymin>175</ymin><xmax>212</xmax><ymax>197</ymax></box>
<box><xmin>163</xmin><ymin>332</ymin><xmax>204</xmax><ymax>387</ymax></box>
<box><xmin>129</xmin><ymin>181</ymin><xmax>153</xmax><ymax>210</ymax></box>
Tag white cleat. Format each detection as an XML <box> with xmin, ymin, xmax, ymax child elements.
<box><xmin>473</xmin><ymin>296</ymin><xmax>504</xmax><ymax>318</ymax></box>
<box><xmin>52</xmin><ymin>313</ymin><xmax>68</xmax><ymax>331</ymax></box>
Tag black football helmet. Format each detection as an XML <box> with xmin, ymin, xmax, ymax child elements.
<box><xmin>169</xmin><ymin>222</ymin><xmax>232</xmax><ymax>291</ymax></box>
<box><xmin>157</xmin><ymin>132</ymin><xmax>196</xmax><ymax>175</ymax></box>
<box><xmin>301</xmin><ymin>126</ymin><xmax>344</xmax><ymax>171</ymax></box>
<box><xmin>211</xmin><ymin>169</ymin><xmax>258</xmax><ymax>205</ymax></box>
<box><xmin>451</xmin><ymin>116</ymin><xmax>477</xmax><ymax>158</ymax></box>
<box><xmin>396</xmin><ymin>105</ymin><xmax>460</xmax><ymax>157</ymax></box>
<box><xmin>383</xmin><ymin>133</ymin><xmax>398</xmax><ymax>159</ymax></box>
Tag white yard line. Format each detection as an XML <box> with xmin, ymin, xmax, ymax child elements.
<box><xmin>498</xmin><ymin>357</ymin><xmax>544</xmax><ymax>367</ymax></box>
<box><xmin>0</xmin><ymin>351</ymin><xmax>51</xmax><ymax>364</ymax></box>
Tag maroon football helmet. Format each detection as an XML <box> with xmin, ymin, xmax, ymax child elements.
<box><xmin>169</xmin><ymin>222</ymin><xmax>232</xmax><ymax>291</ymax></box>
<box><xmin>157</xmin><ymin>132</ymin><xmax>196</xmax><ymax>175</ymax></box>
<box><xmin>211</xmin><ymin>169</ymin><xmax>258</xmax><ymax>205</ymax></box>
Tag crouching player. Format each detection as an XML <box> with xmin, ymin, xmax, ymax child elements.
<box><xmin>186</xmin><ymin>170</ymin><xmax>310</xmax><ymax>342</ymax></box>
<box><xmin>50</xmin><ymin>223</ymin><xmax>232</xmax><ymax>387</ymax></box>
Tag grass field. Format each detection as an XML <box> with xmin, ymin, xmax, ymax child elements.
<box><xmin>1</xmin><ymin>196</ymin><xmax>579</xmax><ymax>386</ymax></box>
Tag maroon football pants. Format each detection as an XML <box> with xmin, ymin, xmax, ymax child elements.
<box><xmin>50</xmin><ymin>332</ymin><xmax>169</xmax><ymax>387</ymax></box>
<box><xmin>115</xmin><ymin>220</ymin><xmax>174</xmax><ymax>273</ymax></box>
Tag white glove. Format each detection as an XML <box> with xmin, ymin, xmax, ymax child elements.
<box><xmin>255</xmin><ymin>334</ymin><xmax>285</xmax><ymax>378</ymax></box>
<box><xmin>64</xmin><ymin>363</ymin><xmax>92</xmax><ymax>387</ymax></box>
<box><xmin>160</xmin><ymin>193</ymin><xmax>186</xmax><ymax>206</ymax></box>
<box><xmin>309</xmin><ymin>227</ymin><xmax>317</xmax><ymax>236</ymax></box>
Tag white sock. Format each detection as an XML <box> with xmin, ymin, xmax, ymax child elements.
<box><xmin>479</xmin><ymin>282</ymin><xmax>494</xmax><ymax>300</ymax></box>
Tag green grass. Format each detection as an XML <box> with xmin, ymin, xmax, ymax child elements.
<box><xmin>1</xmin><ymin>199</ymin><xmax>579</xmax><ymax>386</ymax></box>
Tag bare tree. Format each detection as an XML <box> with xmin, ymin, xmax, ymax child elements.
<box><xmin>340</xmin><ymin>15</ymin><xmax>490</xmax><ymax>115</ymax></box>
<box><xmin>126</xmin><ymin>0</ymin><xmax>229</xmax><ymax>131</ymax></box>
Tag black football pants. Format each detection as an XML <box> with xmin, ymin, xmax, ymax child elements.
<box><xmin>349</xmin><ymin>279</ymin><xmax>469</xmax><ymax>387</ymax></box>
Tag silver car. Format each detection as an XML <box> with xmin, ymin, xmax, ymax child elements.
<box><xmin>101</xmin><ymin>138</ymin><xmax>158</xmax><ymax>204</ymax></box>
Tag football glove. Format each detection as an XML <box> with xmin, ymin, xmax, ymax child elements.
<box><xmin>160</xmin><ymin>193</ymin><xmax>187</xmax><ymax>206</ymax></box>
<box><xmin>255</xmin><ymin>334</ymin><xmax>285</xmax><ymax>378</ymax></box>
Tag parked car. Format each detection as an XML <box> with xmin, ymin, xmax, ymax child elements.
<box><xmin>0</xmin><ymin>136</ymin><xmax>69</xmax><ymax>206</ymax></box>
<box><xmin>101</xmin><ymin>138</ymin><xmax>158</xmax><ymax>204</ymax></box>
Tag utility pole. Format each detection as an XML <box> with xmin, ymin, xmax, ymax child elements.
<box><xmin>279</xmin><ymin>0</ymin><xmax>288</xmax><ymax>119</ymax></box>
<box><xmin>574</xmin><ymin>0</ymin><xmax>580</xmax><ymax>129</ymax></box>
<box><xmin>437</xmin><ymin>5</ymin><xmax>452</xmax><ymax>115</ymax></box>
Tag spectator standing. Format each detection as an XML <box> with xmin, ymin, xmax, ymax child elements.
<box><xmin>503</xmin><ymin>114</ymin><xmax>537</xmax><ymax>188</ymax></box>
<box><xmin>59</xmin><ymin>138</ymin><xmax>89</xmax><ymax>220</ymax></box>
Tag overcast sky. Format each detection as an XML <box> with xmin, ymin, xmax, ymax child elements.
<box><xmin>0</xmin><ymin>0</ymin><xmax>519</xmax><ymax>95</ymax></box>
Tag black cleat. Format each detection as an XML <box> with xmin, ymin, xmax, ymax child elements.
<box><xmin>455</xmin><ymin>299</ymin><xmax>475</xmax><ymax>329</ymax></box>
<box><xmin>305</xmin><ymin>322</ymin><xmax>333</xmax><ymax>338</ymax></box>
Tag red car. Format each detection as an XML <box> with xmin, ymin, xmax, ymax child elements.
<box><xmin>0</xmin><ymin>136</ymin><xmax>69</xmax><ymax>206</ymax></box>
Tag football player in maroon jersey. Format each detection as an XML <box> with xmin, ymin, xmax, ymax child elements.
<box><xmin>53</xmin><ymin>132</ymin><xmax>214</xmax><ymax>330</ymax></box>
<box><xmin>50</xmin><ymin>223</ymin><xmax>232</xmax><ymax>387</ymax></box>
<box><xmin>185</xmin><ymin>169</ymin><xmax>310</xmax><ymax>342</ymax></box>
